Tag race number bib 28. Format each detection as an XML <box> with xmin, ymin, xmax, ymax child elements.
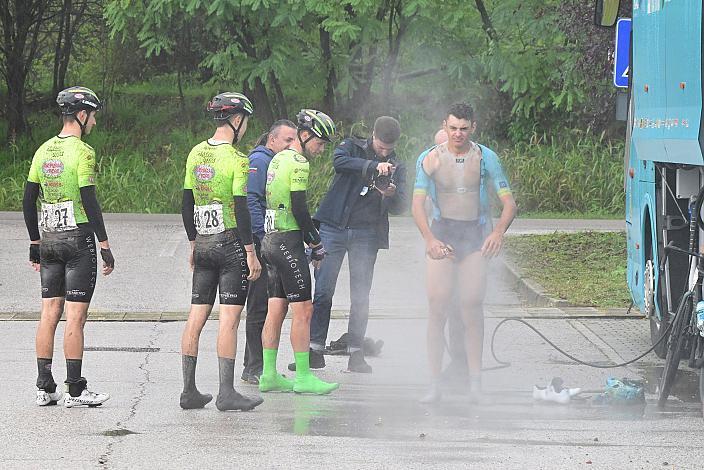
<box><xmin>40</xmin><ymin>201</ymin><xmax>77</xmax><ymax>232</ymax></box>
<box><xmin>194</xmin><ymin>204</ymin><xmax>224</xmax><ymax>235</ymax></box>
<box><xmin>264</xmin><ymin>209</ymin><xmax>277</xmax><ymax>234</ymax></box>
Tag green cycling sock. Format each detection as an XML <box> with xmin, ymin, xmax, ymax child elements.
<box><xmin>262</xmin><ymin>348</ymin><xmax>278</xmax><ymax>377</ymax></box>
<box><xmin>294</xmin><ymin>351</ymin><xmax>311</xmax><ymax>377</ymax></box>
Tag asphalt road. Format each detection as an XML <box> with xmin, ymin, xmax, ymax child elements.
<box><xmin>5</xmin><ymin>214</ymin><xmax>701</xmax><ymax>470</ymax></box>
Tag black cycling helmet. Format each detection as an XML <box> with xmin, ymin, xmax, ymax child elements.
<box><xmin>57</xmin><ymin>86</ymin><xmax>102</xmax><ymax>136</ymax></box>
<box><xmin>207</xmin><ymin>92</ymin><xmax>253</xmax><ymax>144</ymax></box>
<box><xmin>296</xmin><ymin>109</ymin><xmax>335</xmax><ymax>142</ymax></box>
<box><xmin>57</xmin><ymin>86</ymin><xmax>102</xmax><ymax>115</ymax></box>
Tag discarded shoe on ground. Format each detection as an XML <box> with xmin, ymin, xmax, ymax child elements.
<box><xmin>324</xmin><ymin>333</ymin><xmax>384</xmax><ymax>357</ymax></box>
<box><xmin>533</xmin><ymin>377</ymin><xmax>581</xmax><ymax>404</ymax></box>
<box><xmin>592</xmin><ymin>377</ymin><xmax>645</xmax><ymax>405</ymax></box>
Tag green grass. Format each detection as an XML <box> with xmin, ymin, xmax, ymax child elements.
<box><xmin>517</xmin><ymin>211</ymin><xmax>624</xmax><ymax>219</ymax></box>
<box><xmin>504</xmin><ymin>231</ymin><xmax>631</xmax><ymax>308</ymax></box>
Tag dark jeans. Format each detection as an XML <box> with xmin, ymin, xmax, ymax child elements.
<box><xmin>310</xmin><ymin>223</ymin><xmax>379</xmax><ymax>351</ymax></box>
<box><xmin>243</xmin><ymin>240</ymin><xmax>268</xmax><ymax>376</ymax></box>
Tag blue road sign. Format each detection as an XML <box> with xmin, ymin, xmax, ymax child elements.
<box><xmin>614</xmin><ymin>18</ymin><xmax>631</xmax><ymax>88</ymax></box>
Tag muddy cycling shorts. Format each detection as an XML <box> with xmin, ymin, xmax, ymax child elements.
<box><xmin>40</xmin><ymin>226</ymin><xmax>97</xmax><ymax>302</ymax></box>
<box><xmin>430</xmin><ymin>217</ymin><xmax>485</xmax><ymax>261</ymax></box>
<box><xmin>261</xmin><ymin>230</ymin><xmax>312</xmax><ymax>302</ymax></box>
<box><xmin>191</xmin><ymin>229</ymin><xmax>249</xmax><ymax>306</ymax></box>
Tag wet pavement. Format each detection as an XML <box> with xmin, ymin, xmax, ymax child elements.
<box><xmin>2</xmin><ymin>312</ymin><xmax>703</xmax><ymax>469</ymax></box>
<box><xmin>2</xmin><ymin>214</ymin><xmax>703</xmax><ymax>469</ymax></box>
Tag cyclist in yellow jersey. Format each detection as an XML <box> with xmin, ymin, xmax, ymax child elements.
<box><xmin>179</xmin><ymin>92</ymin><xmax>263</xmax><ymax>411</ymax></box>
<box><xmin>23</xmin><ymin>87</ymin><xmax>114</xmax><ymax>408</ymax></box>
<box><xmin>258</xmin><ymin>109</ymin><xmax>339</xmax><ymax>395</ymax></box>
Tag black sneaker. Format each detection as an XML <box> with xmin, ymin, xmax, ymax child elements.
<box><xmin>347</xmin><ymin>350</ymin><xmax>372</xmax><ymax>373</ymax></box>
<box><xmin>287</xmin><ymin>349</ymin><xmax>325</xmax><ymax>371</ymax></box>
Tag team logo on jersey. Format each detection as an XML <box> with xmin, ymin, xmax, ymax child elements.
<box><xmin>194</xmin><ymin>164</ymin><xmax>215</xmax><ymax>181</ymax></box>
<box><xmin>266</xmin><ymin>171</ymin><xmax>275</xmax><ymax>183</ymax></box>
<box><xmin>294</xmin><ymin>154</ymin><xmax>307</xmax><ymax>163</ymax></box>
<box><xmin>42</xmin><ymin>160</ymin><xmax>64</xmax><ymax>177</ymax></box>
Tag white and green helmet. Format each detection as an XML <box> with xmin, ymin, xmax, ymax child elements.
<box><xmin>296</xmin><ymin>109</ymin><xmax>335</xmax><ymax>142</ymax></box>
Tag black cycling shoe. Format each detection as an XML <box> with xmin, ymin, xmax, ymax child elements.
<box><xmin>216</xmin><ymin>390</ymin><xmax>264</xmax><ymax>411</ymax></box>
<box><xmin>287</xmin><ymin>349</ymin><xmax>325</xmax><ymax>371</ymax></box>
<box><xmin>347</xmin><ymin>350</ymin><xmax>372</xmax><ymax>373</ymax></box>
<box><xmin>180</xmin><ymin>390</ymin><xmax>213</xmax><ymax>409</ymax></box>
<box><xmin>241</xmin><ymin>371</ymin><xmax>261</xmax><ymax>385</ymax></box>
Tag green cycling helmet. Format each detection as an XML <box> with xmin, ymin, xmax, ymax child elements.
<box><xmin>296</xmin><ymin>109</ymin><xmax>335</xmax><ymax>142</ymax></box>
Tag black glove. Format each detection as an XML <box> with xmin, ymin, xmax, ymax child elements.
<box><xmin>310</xmin><ymin>244</ymin><xmax>327</xmax><ymax>262</ymax></box>
<box><xmin>100</xmin><ymin>248</ymin><xmax>115</xmax><ymax>269</ymax></box>
<box><xmin>29</xmin><ymin>244</ymin><xmax>40</xmax><ymax>264</ymax></box>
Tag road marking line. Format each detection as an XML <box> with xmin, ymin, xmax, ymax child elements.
<box><xmin>569</xmin><ymin>319</ymin><xmax>639</xmax><ymax>375</ymax></box>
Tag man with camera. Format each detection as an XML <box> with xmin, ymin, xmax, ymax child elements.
<box><xmin>288</xmin><ymin>116</ymin><xmax>408</xmax><ymax>373</ymax></box>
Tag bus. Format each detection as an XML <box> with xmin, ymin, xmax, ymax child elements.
<box><xmin>596</xmin><ymin>0</ymin><xmax>704</xmax><ymax>408</ymax></box>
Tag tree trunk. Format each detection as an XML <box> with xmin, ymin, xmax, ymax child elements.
<box><xmin>56</xmin><ymin>0</ymin><xmax>87</xmax><ymax>95</ymax></box>
<box><xmin>268</xmin><ymin>71</ymin><xmax>287</xmax><ymax>118</ymax></box>
<box><xmin>244</xmin><ymin>78</ymin><xmax>274</xmax><ymax>125</ymax></box>
<box><xmin>474</xmin><ymin>0</ymin><xmax>498</xmax><ymax>42</ymax></box>
<box><xmin>1</xmin><ymin>0</ymin><xmax>49</xmax><ymax>141</ymax></box>
<box><xmin>5</xmin><ymin>61</ymin><xmax>29</xmax><ymax>139</ymax></box>
<box><xmin>381</xmin><ymin>0</ymin><xmax>409</xmax><ymax>112</ymax></box>
<box><xmin>319</xmin><ymin>26</ymin><xmax>336</xmax><ymax>115</ymax></box>
<box><xmin>52</xmin><ymin>0</ymin><xmax>69</xmax><ymax>98</ymax></box>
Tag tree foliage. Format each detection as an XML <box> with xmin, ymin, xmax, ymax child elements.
<box><xmin>2</xmin><ymin>0</ymin><xmax>627</xmax><ymax>143</ymax></box>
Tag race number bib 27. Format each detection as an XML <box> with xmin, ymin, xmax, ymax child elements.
<box><xmin>264</xmin><ymin>209</ymin><xmax>277</xmax><ymax>234</ymax></box>
<box><xmin>194</xmin><ymin>204</ymin><xmax>225</xmax><ymax>235</ymax></box>
<box><xmin>40</xmin><ymin>201</ymin><xmax>77</xmax><ymax>232</ymax></box>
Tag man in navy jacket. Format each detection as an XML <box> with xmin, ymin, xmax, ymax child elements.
<box><xmin>241</xmin><ymin>119</ymin><xmax>297</xmax><ymax>384</ymax></box>
<box><xmin>290</xmin><ymin>116</ymin><xmax>408</xmax><ymax>373</ymax></box>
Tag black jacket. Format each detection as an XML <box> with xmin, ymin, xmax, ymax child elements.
<box><xmin>314</xmin><ymin>137</ymin><xmax>408</xmax><ymax>249</ymax></box>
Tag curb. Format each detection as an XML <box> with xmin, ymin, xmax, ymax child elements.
<box><xmin>497</xmin><ymin>256</ymin><xmax>577</xmax><ymax>308</ymax></box>
<box><xmin>498</xmin><ymin>257</ymin><xmax>643</xmax><ymax>318</ymax></box>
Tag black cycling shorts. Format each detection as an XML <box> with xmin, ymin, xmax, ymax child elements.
<box><xmin>262</xmin><ymin>231</ymin><xmax>311</xmax><ymax>302</ymax></box>
<box><xmin>191</xmin><ymin>229</ymin><xmax>249</xmax><ymax>306</ymax></box>
<box><xmin>430</xmin><ymin>218</ymin><xmax>486</xmax><ymax>261</ymax></box>
<box><xmin>40</xmin><ymin>226</ymin><xmax>97</xmax><ymax>302</ymax></box>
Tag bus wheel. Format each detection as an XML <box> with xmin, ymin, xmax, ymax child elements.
<box><xmin>646</xmin><ymin>258</ymin><xmax>668</xmax><ymax>359</ymax></box>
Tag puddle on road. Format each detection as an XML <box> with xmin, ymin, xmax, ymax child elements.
<box><xmin>273</xmin><ymin>385</ymin><xmax>702</xmax><ymax>439</ymax></box>
<box><xmin>637</xmin><ymin>364</ymin><xmax>700</xmax><ymax>403</ymax></box>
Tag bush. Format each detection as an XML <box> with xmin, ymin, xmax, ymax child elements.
<box><xmin>499</xmin><ymin>130</ymin><xmax>624</xmax><ymax>215</ymax></box>
<box><xmin>0</xmin><ymin>90</ymin><xmax>626</xmax><ymax>217</ymax></box>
